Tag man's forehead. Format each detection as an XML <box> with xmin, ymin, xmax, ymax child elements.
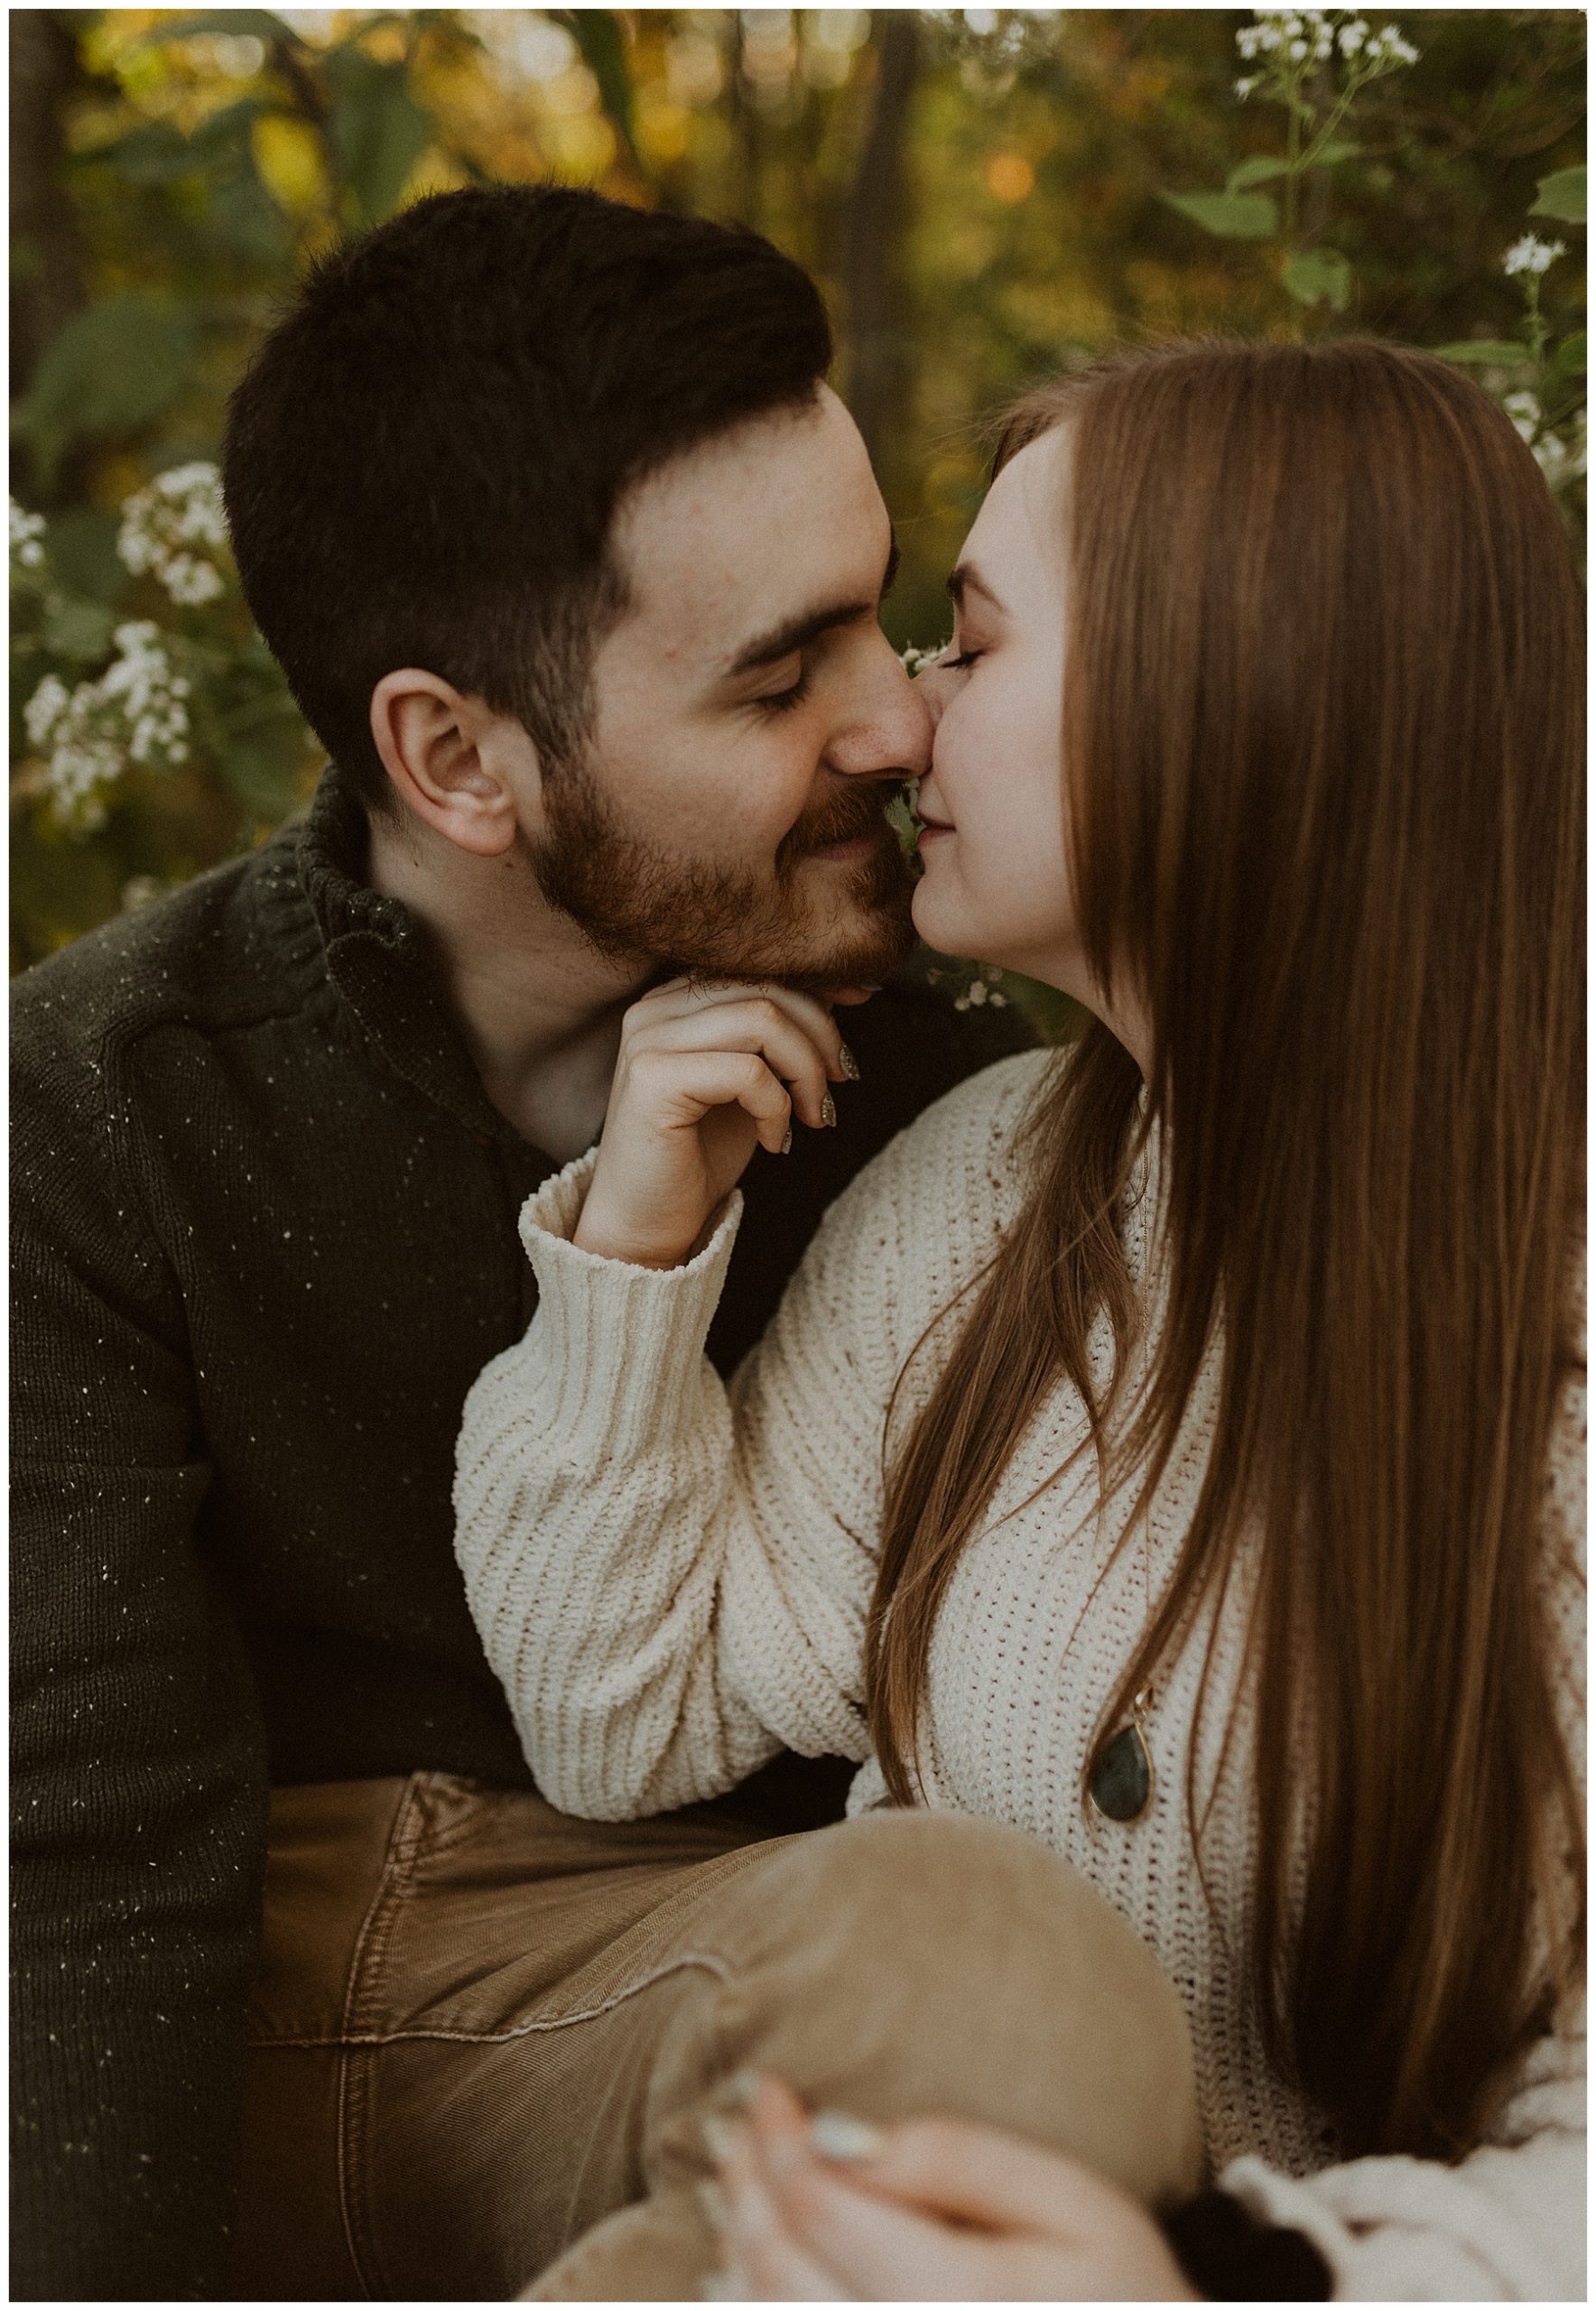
<box><xmin>610</xmin><ymin>393</ymin><xmax>888</xmax><ymax>656</ymax></box>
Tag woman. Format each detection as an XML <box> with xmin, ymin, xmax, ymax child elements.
<box><xmin>456</xmin><ymin>339</ymin><xmax>1584</xmax><ymax>2298</ymax></box>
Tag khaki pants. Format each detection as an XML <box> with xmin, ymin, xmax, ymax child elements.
<box><xmin>227</xmin><ymin>1775</ymin><xmax>1202</xmax><ymax>2301</ymax></box>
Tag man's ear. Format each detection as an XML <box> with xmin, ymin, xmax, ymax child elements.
<box><xmin>368</xmin><ymin>671</ymin><xmax>540</xmax><ymax>858</ymax></box>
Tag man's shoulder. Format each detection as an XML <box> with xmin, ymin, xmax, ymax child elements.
<box><xmin>11</xmin><ymin>825</ymin><xmax>311</xmax><ymax>1091</ymax></box>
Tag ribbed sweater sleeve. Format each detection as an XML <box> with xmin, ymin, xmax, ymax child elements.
<box><xmin>453</xmin><ymin>1053</ymin><xmax>1050</xmax><ymax>1819</ymax></box>
<box><xmin>11</xmin><ymin>1026</ymin><xmax>270</xmax><ymax>2300</ymax></box>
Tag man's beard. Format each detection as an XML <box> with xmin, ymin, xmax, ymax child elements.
<box><xmin>525</xmin><ymin>762</ymin><xmax>918</xmax><ymax>991</ymax></box>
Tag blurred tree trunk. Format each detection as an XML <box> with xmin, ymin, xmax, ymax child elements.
<box><xmin>843</xmin><ymin>11</ymin><xmax>920</xmax><ymax>487</ymax></box>
<box><xmin>11</xmin><ymin>9</ymin><xmax>88</xmax><ymax>429</ymax></box>
<box><xmin>725</xmin><ymin>14</ymin><xmax>762</xmax><ymax>229</ymax></box>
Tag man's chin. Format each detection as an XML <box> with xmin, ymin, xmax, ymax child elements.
<box><xmin>654</xmin><ymin>895</ymin><xmax>915</xmax><ymax>993</ymax></box>
<box><xmin>765</xmin><ymin>898</ymin><xmax>917</xmax><ymax>993</ymax></box>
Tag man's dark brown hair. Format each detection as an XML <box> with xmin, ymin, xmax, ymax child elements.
<box><xmin>221</xmin><ymin>184</ymin><xmax>832</xmax><ymax>812</ymax></box>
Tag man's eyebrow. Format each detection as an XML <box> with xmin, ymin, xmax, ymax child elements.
<box><xmin>726</xmin><ymin>528</ymin><xmax>902</xmax><ymax>680</ymax></box>
<box><xmin>946</xmin><ymin>561</ymin><xmax>1005</xmax><ymax>614</ymax></box>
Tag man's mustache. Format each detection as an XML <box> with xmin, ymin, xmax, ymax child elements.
<box><xmin>779</xmin><ymin>780</ymin><xmax>905</xmax><ymax>866</ymax></box>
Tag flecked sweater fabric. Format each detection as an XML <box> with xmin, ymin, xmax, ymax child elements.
<box><xmin>9</xmin><ymin>758</ymin><xmax>1035</xmax><ymax>2303</ymax></box>
<box><xmin>457</xmin><ymin>1049</ymin><xmax>1587</xmax><ymax>2303</ymax></box>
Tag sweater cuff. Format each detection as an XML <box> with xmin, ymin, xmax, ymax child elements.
<box><xmin>1163</xmin><ymin>2185</ymin><xmax>1332</xmax><ymax>2301</ymax></box>
<box><xmin>515</xmin><ymin>1151</ymin><xmax>744</xmax><ymax>1449</ymax></box>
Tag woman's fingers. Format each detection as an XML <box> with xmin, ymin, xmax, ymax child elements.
<box><xmin>719</xmin><ymin>2121</ymin><xmax>849</xmax><ymax>2298</ymax></box>
<box><xmin>722</xmin><ymin>2078</ymin><xmax>988</xmax><ymax>2302</ymax></box>
<box><xmin>627</xmin><ymin>1047</ymin><xmax>794</xmax><ymax>1156</ymax></box>
<box><xmin>631</xmin><ymin>978</ymin><xmax>858</xmax><ymax>1090</ymax></box>
<box><xmin>709</xmin><ymin>2081</ymin><xmax>1197</xmax><ymax>2305</ymax></box>
<box><xmin>744</xmin><ymin>2140</ymin><xmax>993</xmax><ymax>2301</ymax></box>
<box><xmin>818</xmin><ymin>2110</ymin><xmax>1109</xmax><ymax>2237</ymax></box>
<box><xmin>626</xmin><ymin>996</ymin><xmax>838</xmax><ymax>1130</ymax></box>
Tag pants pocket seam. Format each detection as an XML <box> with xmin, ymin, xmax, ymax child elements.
<box><xmin>336</xmin><ymin>1774</ymin><xmax>431</xmax><ymax>2299</ymax></box>
<box><xmin>252</xmin><ymin>1948</ymin><xmax>737</xmax><ymax>2050</ymax></box>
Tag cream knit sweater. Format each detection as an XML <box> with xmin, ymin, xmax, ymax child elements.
<box><xmin>455</xmin><ymin>1052</ymin><xmax>1586</xmax><ymax>2301</ymax></box>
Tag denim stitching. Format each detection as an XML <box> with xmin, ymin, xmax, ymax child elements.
<box><xmin>252</xmin><ymin>1946</ymin><xmax>736</xmax><ymax>2050</ymax></box>
<box><xmin>335</xmin><ymin>1776</ymin><xmax>431</xmax><ymax>2299</ymax></box>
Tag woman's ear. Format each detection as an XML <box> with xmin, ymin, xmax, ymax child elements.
<box><xmin>368</xmin><ymin>670</ymin><xmax>539</xmax><ymax>858</ymax></box>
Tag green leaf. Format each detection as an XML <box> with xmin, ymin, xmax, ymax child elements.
<box><xmin>1309</xmin><ymin>138</ymin><xmax>1360</xmax><ymax>168</ymax></box>
<box><xmin>143</xmin><ymin>11</ymin><xmax>302</xmax><ymax>48</ymax></box>
<box><xmin>324</xmin><ymin>47</ymin><xmax>432</xmax><ymax>226</ymax></box>
<box><xmin>1432</xmin><ymin>339</ymin><xmax>1534</xmax><ymax>367</ymax></box>
<box><xmin>210</xmin><ymin>172</ymin><xmax>291</xmax><ymax>264</ymax></box>
<box><xmin>42</xmin><ymin>511</ymin><xmax>129</xmax><ymax>607</ymax></box>
<box><xmin>215</xmin><ymin>721</ymin><xmax>312</xmax><ymax>821</ymax></box>
<box><xmin>189</xmin><ymin>96</ymin><xmax>267</xmax><ymax>160</ymax></box>
<box><xmin>42</xmin><ymin>597</ymin><xmax>117</xmax><ymax>665</ymax></box>
<box><xmin>1530</xmin><ymin>167</ymin><xmax>1586</xmax><ymax>226</ymax></box>
<box><xmin>79</xmin><ymin>120</ymin><xmax>194</xmax><ymax>186</ymax></box>
<box><xmin>12</xmin><ymin>298</ymin><xmax>200</xmax><ymax>489</ymax></box>
<box><xmin>1162</xmin><ymin>190</ymin><xmax>1278</xmax><ymax>240</ymax></box>
<box><xmin>552</xmin><ymin>10</ymin><xmax>638</xmax><ymax>159</ymax></box>
<box><xmin>1226</xmin><ymin>156</ymin><xmax>1286</xmax><ymax>193</ymax></box>
<box><xmin>1549</xmin><ymin>330</ymin><xmax>1587</xmax><ymax>383</ymax></box>
<box><xmin>1281</xmin><ymin>247</ymin><xmax>1352</xmax><ymax>309</ymax></box>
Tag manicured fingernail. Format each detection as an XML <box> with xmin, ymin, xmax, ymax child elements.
<box><xmin>821</xmin><ymin>1093</ymin><xmax>837</xmax><ymax>1128</ymax></box>
<box><xmin>702</xmin><ymin>2112</ymin><xmax>739</xmax><ymax>2162</ymax></box>
<box><xmin>726</xmin><ymin>2067</ymin><xmax>762</xmax><ymax>2109</ymax></box>
<box><xmin>839</xmin><ymin>1044</ymin><xmax>860</xmax><ymax>1081</ymax></box>
<box><xmin>810</xmin><ymin>2109</ymin><xmax>886</xmax><ymax>2161</ymax></box>
<box><xmin>780</xmin><ymin>1124</ymin><xmax>793</xmax><ymax>1156</ymax></box>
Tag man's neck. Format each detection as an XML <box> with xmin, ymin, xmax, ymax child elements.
<box><xmin>367</xmin><ymin>809</ymin><xmax>648</xmax><ymax>1164</ymax></box>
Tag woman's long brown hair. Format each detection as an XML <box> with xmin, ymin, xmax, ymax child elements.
<box><xmin>865</xmin><ymin>339</ymin><xmax>1584</xmax><ymax>2162</ymax></box>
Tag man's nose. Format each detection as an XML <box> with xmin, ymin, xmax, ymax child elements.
<box><xmin>829</xmin><ymin>652</ymin><xmax>933</xmax><ymax>780</ymax></box>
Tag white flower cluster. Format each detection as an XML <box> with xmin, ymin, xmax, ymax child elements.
<box><xmin>1236</xmin><ymin>12</ymin><xmax>1336</xmax><ymax>66</ymax></box>
<box><xmin>116</xmin><ymin>460</ymin><xmax>230</xmax><ymax>607</ymax></box>
<box><xmin>23</xmin><ymin>622</ymin><xmax>191</xmax><ymax>830</ymax></box>
<box><xmin>1502</xmin><ymin>234</ymin><xmax>1566</xmax><ymax>280</ymax></box>
<box><xmin>954</xmin><ymin>964</ymin><xmax>1008</xmax><ymax>1012</ymax></box>
<box><xmin>11</xmin><ymin>498</ymin><xmax>46</xmax><ymax>571</ymax></box>
<box><xmin>1234</xmin><ymin>9</ymin><xmax>1417</xmax><ymax>93</ymax></box>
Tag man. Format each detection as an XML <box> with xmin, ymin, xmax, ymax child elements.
<box><xmin>11</xmin><ymin>185</ymin><xmax>1035</xmax><ymax>2298</ymax></box>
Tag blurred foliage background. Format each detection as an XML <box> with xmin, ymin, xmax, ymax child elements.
<box><xmin>10</xmin><ymin>5</ymin><xmax>1586</xmax><ymax>978</ymax></box>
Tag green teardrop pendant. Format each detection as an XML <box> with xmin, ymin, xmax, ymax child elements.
<box><xmin>1089</xmin><ymin>1718</ymin><xmax>1154</xmax><ymax>1824</ymax></box>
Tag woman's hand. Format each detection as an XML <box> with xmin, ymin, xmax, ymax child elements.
<box><xmin>573</xmin><ymin>980</ymin><xmax>865</xmax><ymax>1270</ymax></box>
<box><xmin>706</xmin><ymin>2074</ymin><xmax>1201</xmax><ymax>2301</ymax></box>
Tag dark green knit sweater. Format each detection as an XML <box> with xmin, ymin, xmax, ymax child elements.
<box><xmin>10</xmin><ymin>764</ymin><xmax>1035</xmax><ymax>2300</ymax></box>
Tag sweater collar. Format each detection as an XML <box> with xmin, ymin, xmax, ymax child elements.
<box><xmin>292</xmin><ymin>760</ymin><xmax>521</xmax><ymax>1144</ymax></box>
